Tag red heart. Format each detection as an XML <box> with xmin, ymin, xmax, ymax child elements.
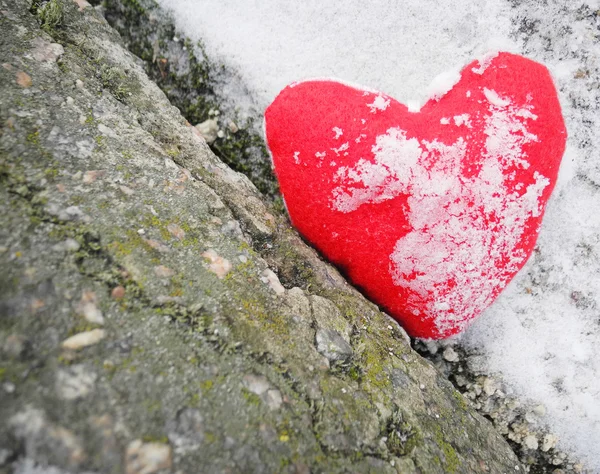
<box><xmin>265</xmin><ymin>53</ymin><xmax>566</xmax><ymax>339</ymax></box>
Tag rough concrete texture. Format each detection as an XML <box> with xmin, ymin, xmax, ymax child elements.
<box><xmin>0</xmin><ymin>1</ymin><xmax>524</xmax><ymax>472</ymax></box>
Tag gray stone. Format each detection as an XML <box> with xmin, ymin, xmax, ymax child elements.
<box><xmin>55</xmin><ymin>365</ymin><xmax>97</xmax><ymax>400</ymax></box>
<box><xmin>0</xmin><ymin>1</ymin><xmax>525</xmax><ymax>472</ymax></box>
<box><xmin>315</xmin><ymin>328</ymin><xmax>353</xmax><ymax>362</ymax></box>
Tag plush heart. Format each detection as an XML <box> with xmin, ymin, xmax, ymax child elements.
<box><xmin>264</xmin><ymin>52</ymin><xmax>566</xmax><ymax>339</ymax></box>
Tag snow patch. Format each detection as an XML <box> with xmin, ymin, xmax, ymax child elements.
<box><xmin>426</xmin><ymin>68</ymin><xmax>462</xmax><ymax>101</ymax></box>
<box><xmin>367</xmin><ymin>94</ymin><xmax>391</xmax><ymax>113</ymax></box>
<box><xmin>472</xmin><ymin>51</ymin><xmax>500</xmax><ymax>74</ymax></box>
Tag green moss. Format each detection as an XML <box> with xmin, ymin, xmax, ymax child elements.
<box><xmin>33</xmin><ymin>0</ymin><xmax>63</xmax><ymax>33</ymax></box>
<box><xmin>67</xmin><ymin>320</ymin><xmax>103</xmax><ymax>337</ymax></box>
<box><xmin>385</xmin><ymin>410</ymin><xmax>423</xmax><ymax>457</ymax></box>
<box><xmin>141</xmin><ymin>435</ymin><xmax>169</xmax><ymax>444</ymax></box>
<box><xmin>241</xmin><ymin>387</ymin><xmax>261</xmax><ymax>406</ymax></box>
<box><xmin>26</xmin><ymin>131</ymin><xmax>40</xmax><ymax>146</ymax></box>
<box><xmin>200</xmin><ymin>379</ymin><xmax>214</xmax><ymax>393</ymax></box>
<box><xmin>451</xmin><ymin>390</ymin><xmax>468</xmax><ymax>411</ymax></box>
<box><xmin>100</xmin><ymin>65</ymin><xmax>131</xmax><ymax>101</ymax></box>
<box><xmin>433</xmin><ymin>425</ymin><xmax>460</xmax><ymax>473</ymax></box>
<box><xmin>360</xmin><ymin>344</ymin><xmax>391</xmax><ymax>391</ymax></box>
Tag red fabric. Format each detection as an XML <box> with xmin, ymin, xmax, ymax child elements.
<box><xmin>265</xmin><ymin>53</ymin><xmax>566</xmax><ymax>339</ymax></box>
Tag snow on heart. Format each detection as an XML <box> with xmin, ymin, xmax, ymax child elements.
<box><xmin>331</xmin><ymin>95</ymin><xmax>548</xmax><ymax>335</ymax></box>
<box><xmin>265</xmin><ymin>52</ymin><xmax>566</xmax><ymax>339</ymax></box>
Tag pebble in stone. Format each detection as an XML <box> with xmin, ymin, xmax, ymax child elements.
<box><xmin>31</xmin><ymin>37</ymin><xmax>64</xmax><ymax>63</ymax></box>
<box><xmin>125</xmin><ymin>440</ymin><xmax>172</xmax><ymax>474</ymax></box>
<box><xmin>241</xmin><ymin>374</ymin><xmax>284</xmax><ymax>410</ymax></box>
<box><xmin>265</xmin><ymin>389</ymin><xmax>283</xmax><ymax>410</ymax></box>
<box><xmin>242</xmin><ymin>374</ymin><xmax>270</xmax><ymax>396</ymax></box>
<box><xmin>194</xmin><ymin>119</ymin><xmax>219</xmax><ymax>144</ymax></box>
<box><xmin>76</xmin><ymin>291</ymin><xmax>104</xmax><ymax>324</ymax></box>
<box><xmin>153</xmin><ymin>265</ymin><xmax>175</xmax><ymax>278</ymax></box>
<box><xmin>61</xmin><ymin>329</ymin><xmax>106</xmax><ymax>350</ymax></box>
<box><xmin>260</xmin><ymin>269</ymin><xmax>285</xmax><ymax>295</ymax></box>
<box><xmin>9</xmin><ymin>407</ymin><xmax>86</xmax><ymax>468</ymax></box>
<box><xmin>202</xmin><ymin>249</ymin><xmax>232</xmax><ymax>279</ymax></box>
<box><xmin>167</xmin><ymin>408</ymin><xmax>204</xmax><ymax>454</ymax></box>
<box><xmin>55</xmin><ymin>364</ymin><xmax>97</xmax><ymax>400</ymax></box>
<box><xmin>52</xmin><ymin>238</ymin><xmax>81</xmax><ymax>253</ymax></box>
<box><xmin>315</xmin><ymin>328</ymin><xmax>353</xmax><ymax>363</ymax></box>
<box><xmin>111</xmin><ymin>286</ymin><xmax>126</xmax><ymax>300</ymax></box>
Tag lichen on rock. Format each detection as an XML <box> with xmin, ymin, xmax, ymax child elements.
<box><xmin>0</xmin><ymin>0</ymin><xmax>524</xmax><ymax>472</ymax></box>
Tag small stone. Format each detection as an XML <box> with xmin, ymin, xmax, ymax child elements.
<box><xmin>266</xmin><ymin>389</ymin><xmax>283</xmax><ymax>410</ymax></box>
<box><xmin>242</xmin><ymin>374</ymin><xmax>270</xmax><ymax>396</ymax></box>
<box><xmin>523</xmin><ymin>434</ymin><xmax>538</xmax><ymax>450</ymax></box>
<box><xmin>143</xmin><ymin>238</ymin><xmax>170</xmax><ymax>253</ymax></box>
<box><xmin>194</xmin><ymin>119</ymin><xmax>219</xmax><ymax>144</ymax></box>
<box><xmin>53</xmin><ymin>238</ymin><xmax>81</xmax><ymax>253</ymax></box>
<box><xmin>260</xmin><ymin>269</ymin><xmax>285</xmax><ymax>295</ymax></box>
<box><xmin>167</xmin><ymin>223</ymin><xmax>185</xmax><ymax>240</ymax></box>
<box><xmin>125</xmin><ymin>440</ymin><xmax>172</xmax><ymax>474</ymax></box>
<box><xmin>16</xmin><ymin>71</ymin><xmax>32</xmax><ymax>88</ymax></box>
<box><xmin>482</xmin><ymin>377</ymin><xmax>498</xmax><ymax>396</ymax></box>
<box><xmin>4</xmin><ymin>382</ymin><xmax>16</xmax><ymax>393</ymax></box>
<box><xmin>111</xmin><ymin>286</ymin><xmax>126</xmax><ymax>300</ymax></box>
<box><xmin>168</xmin><ymin>408</ymin><xmax>204</xmax><ymax>454</ymax></box>
<box><xmin>315</xmin><ymin>328</ymin><xmax>353</xmax><ymax>362</ymax></box>
<box><xmin>76</xmin><ymin>79</ymin><xmax>84</xmax><ymax>88</ymax></box>
<box><xmin>83</xmin><ymin>170</ymin><xmax>105</xmax><ymax>183</ymax></box>
<box><xmin>228</xmin><ymin>120</ymin><xmax>239</xmax><ymax>133</ymax></box>
<box><xmin>238</xmin><ymin>255</ymin><xmax>248</xmax><ymax>263</ymax></box>
<box><xmin>76</xmin><ymin>291</ymin><xmax>104</xmax><ymax>324</ymax></box>
<box><xmin>216</xmin><ymin>129</ymin><xmax>225</xmax><ymax>138</ymax></box>
<box><xmin>533</xmin><ymin>404</ymin><xmax>546</xmax><ymax>417</ymax></box>
<box><xmin>60</xmin><ymin>205</ymin><xmax>85</xmax><ymax>221</ymax></box>
<box><xmin>120</xmin><ymin>185</ymin><xmax>135</xmax><ymax>196</ymax></box>
<box><xmin>541</xmin><ymin>433</ymin><xmax>558</xmax><ymax>452</ymax></box>
<box><xmin>154</xmin><ymin>265</ymin><xmax>175</xmax><ymax>278</ymax></box>
<box><xmin>56</xmin><ymin>364</ymin><xmax>97</xmax><ymax>399</ymax></box>
<box><xmin>442</xmin><ymin>346</ymin><xmax>459</xmax><ymax>362</ymax></box>
<box><xmin>202</xmin><ymin>249</ymin><xmax>232</xmax><ymax>278</ymax></box>
<box><xmin>72</xmin><ymin>0</ymin><xmax>91</xmax><ymax>10</ymax></box>
<box><xmin>66</xmin><ymin>96</ymin><xmax>74</xmax><ymax>105</ymax></box>
<box><xmin>61</xmin><ymin>329</ymin><xmax>106</xmax><ymax>350</ymax></box>
<box><xmin>31</xmin><ymin>37</ymin><xmax>64</xmax><ymax>63</ymax></box>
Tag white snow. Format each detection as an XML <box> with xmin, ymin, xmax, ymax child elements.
<box><xmin>158</xmin><ymin>0</ymin><xmax>600</xmax><ymax>469</ymax></box>
<box><xmin>367</xmin><ymin>94</ymin><xmax>391</xmax><ymax>113</ymax></box>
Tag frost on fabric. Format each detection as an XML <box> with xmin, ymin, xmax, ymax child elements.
<box><xmin>426</xmin><ymin>68</ymin><xmax>462</xmax><ymax>100</ymax></box>
<box><xmin>367</xmin><ymin>94</ymin><xmax>391</xmax><ymax>113</ymax></box>
<box><xmin>472</xmin><ymin>51</ymin><xmax>500</xmax><ymax>75</ymax></box>
<box><xmin>331</xmin><ymin>96</ymin><xmax>547</xmax><ymax>334</ymax></box>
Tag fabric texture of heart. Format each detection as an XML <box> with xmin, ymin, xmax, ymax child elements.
<box><xmin>264</xmin><ymin>52</ymin><xmax>567</xmax><ymax>339</ymax></box>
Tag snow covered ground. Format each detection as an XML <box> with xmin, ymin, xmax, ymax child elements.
<box><xmin>156</xmin><ymin>0</ymin><xmax>600</xmax><ymax>469</ymax></box>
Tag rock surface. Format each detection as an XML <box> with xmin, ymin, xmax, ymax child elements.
<box><xmin>0</xmin><ymin>0</ymin><xmax>523</xmax><ymax>472</ymax></box>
